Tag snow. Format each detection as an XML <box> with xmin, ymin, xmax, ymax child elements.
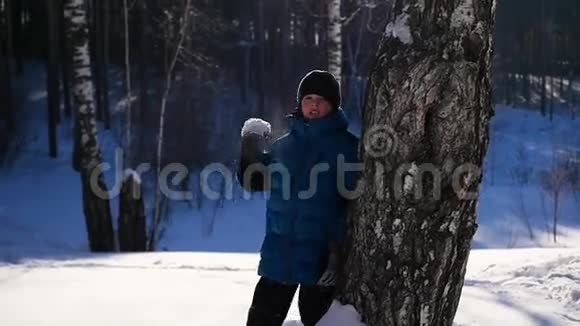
<box><xmin>1</xmin><ymin>249</ymin><xmax>579</xmax><ymax>325</ymax></box>
<box><xmin>317</xmin><ymin>301</ymin><xmax>365</xmax><ymax>326</ymax></box>
<box><xmin>384</xmin><ymin>8</ymin><xmax>413</xmax><ymax>45</ymax></box>
<box><xmin>241</xmin><ymin>118</ymin><xmax>272</xmax><ymax>138</ymax></box>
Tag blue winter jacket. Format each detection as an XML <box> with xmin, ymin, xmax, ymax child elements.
<box><xmin>257</xmin><ymin>109</ymin><xmax>359</xmax><ymax>285</ymax></box>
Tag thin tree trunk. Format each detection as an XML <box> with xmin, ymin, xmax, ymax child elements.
<box><xmin>101</xmin><ymin>0</ymin><xmax>110</xmax><ymax>130</ymax></box>
<box><xmin>541</xmin><ymin>74</ymin><xmax>547</xmax><ymax>115</ymax></box>
<box><xmin>59</xmin><ymin>0</ymin><xmax>72</xmax><ymax>118</ymax></box>
<box><xmin>569</xmin><ymin>74</ymin><xmax>576</xmax><ymax>120</ymax></box>
<box><xmin>65</xmin><ymin>0</ymin><xmax>114</xmax><ymax>252</ymax></box>
<box><xmin>559</xmin><ymin>74</ymin><xmax>564</xmax><ymax>103</ymax></box>
<box><xmin>136</xmin><ymin>0</ymin><xmax>148</xmax><ymax>133</ymax></box>
<box><xmin>540</xmin><ymin>0</ymin><xmax>547</xmax><ymax>116</ymax></box>
<box><xmin>553</xmin><ymin>191</ymin><xmax>559</xmax><ymax>243</ymax></box>
<box><xmin>279</xmin><ymin>0</ymin><xmax>291</xmax><ymax>106</ymax></box>
<box><xmin>149</xmin><ymin>0</ymin><xmax>192</xmax><ymax>251</ymax></box>
<box><xmin>47</xmin><ymin>0</ymin><xmax>60</xmax><ymax>157</ymax></box>
<box><xmin>339</xmin><ymin>1</ymin><xmax>496</xmax><ymax>325</ymax></box>
<box><xmin>11</xmin><ymin>0</ymin><xmax>21</xmax><ymax>74</ymax></box>
<box><xmin>123</xmin><ymin>0</ymin><xmax>132</xmax><ymax>166</ymax></box>
<box><xmin>3</xmin><ymin>0</ymin><xmax>14</xmax><ymax>131</ymax></box>
<box><xmin>256</xmin><ymin>0</ymin><xmax>266</xmax><ymax>118</ymax></box>
<box><xmin>328</xmin><ymin>0</ymin><xmax>342</xmax><ymax>82</ymax></box>
<box><xmin>89</xmin><ymin>0</ymin><xmax>103</xmax><ymax>123</ymax></box>
<box><xmin>550</xmin><ymin>73</ymin><xmax>554</xmax><ymax>120</ymax></box>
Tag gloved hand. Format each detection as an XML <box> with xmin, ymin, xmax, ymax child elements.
<box><xmin>317</xmin><ymin>244</ymin><xmax>339</xmax><ymax>287</ymax></box>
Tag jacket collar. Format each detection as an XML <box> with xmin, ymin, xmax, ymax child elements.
<box><xmin>287</xmin><ymin>108</ymin><xmax>348</xmax><ymax>137</ymax></box>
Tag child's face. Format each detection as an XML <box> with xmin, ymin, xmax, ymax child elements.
<box><xmin>301</xmin><ymin>94</ymin><xmax>333</xmax><ymax>120</ymax></box>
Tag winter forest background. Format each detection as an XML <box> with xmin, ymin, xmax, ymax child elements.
<box><xmin>0</xmin><ymin>0</ymin><xmax>579</xmax><ymax>325</ymax></box>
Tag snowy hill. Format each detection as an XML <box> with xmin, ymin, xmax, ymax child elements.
<box><xmin>1</xmin><ymin>249</ymin><xmax>579</xmax><ymax>325</ymax></box>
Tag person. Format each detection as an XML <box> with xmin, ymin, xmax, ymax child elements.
<box><xmin>239</xmin><ymin>70</ymin><xmax>359</xmax><ymax>326</ymax></box>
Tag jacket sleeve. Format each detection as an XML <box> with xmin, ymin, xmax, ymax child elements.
<box><xmin>331</xmin><ymin>136</ymin><xmax>361</xmax><ymax>243</ymax></box>
<box><xmin>238</xmin><ymin>133</ymin><xmax>272</xmax><ymax>192</ymax></box>
<box><xmin>346</xmin><ymin>137</ymin><xmax>362</xmax><ymax>194</ymax></box>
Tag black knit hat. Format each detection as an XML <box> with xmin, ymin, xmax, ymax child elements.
<box><xmin>296</xmin><ymin>70</ymin><xmax>341</xmax><ymax>110</ymax></box>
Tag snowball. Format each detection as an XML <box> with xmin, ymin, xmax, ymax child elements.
<box><xmin>241</xmin><ymin>118</ymin><xmax>272</xmax><ymax>138</ymax></box>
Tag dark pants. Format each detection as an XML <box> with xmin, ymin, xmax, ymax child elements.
<box><xmin>246</xmin><ymin>277</ymin><xmax>334</xmax><ymax>326</ymax></box>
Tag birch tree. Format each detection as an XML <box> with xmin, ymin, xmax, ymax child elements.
<box><xmin>65</xmin><ymin>0</ymin><xmax>115</xmax><ymax>252</ymax></box>
<box><xmin>327</xmin><ymin>0</ymin><xmax>342</xmax><ymax>80</ymax></box>
<box><xmin>338</xmin><ymin>1</ymin><xmax>496</xmax><ymax>325</ymax></box>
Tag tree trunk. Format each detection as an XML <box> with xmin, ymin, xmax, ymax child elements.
<box><xmin>59</xmin><ymin>0</ymin><xmax>73</xmax><ymax>118</ymax></box>
<box><xmin>118</xmin><ymin>173</ymin><xmax>146</xmax><ymax>252</ymax></box>
<box><xmin>327</xmin><ymin>0</ymin><xmax>342</xmax><ymax>82</ymax></box>
<box><xmin>65</xmin><ymin>0</ymin><xmax>115</xmax><ymax>252</ymax></box>
<box><xmin>256</xmin><ymin>0</ymin><xmax>266</xmax><ymax>119</ymax></box>
<box><xmin>136</xmin><ymin>0</ymin><xmax>148</xmax><ymax>131</ymax></box>
<box><xmin>338</xmin><ymin>1</ymin><xmax>496</xmax><ymax>325</ymax></box>
<box><xmin>123</xmin><ymin>0</ymin><xmax>132</xmax><ymax>165</ymax></box>
<box><xmin>149</xmin><ymin>0</ymin><xmax>192</xmax><ymax>251</ymax></box>
<box><xmin>541</xmin><ymin>73</ymin><xmax>547</xmax><ymax>115</ymax></box>
<box><xmin>88</xmin><ymin>0</ymin><xmax>102</xmax><ymax>123</ymax></box>
<box><xmin>101</xmin><ymin>0</ymin><xmax>110</xmax><ymax>130</ymax></box>
<box><xmin>47</xmin><ymin>0</ymin><xmax>60</xmax><ymax>158</ymax></box>
<box><xmin>569</xmin><ymin>73</ymin><xmax>576</xmax><ymax>120</ymax></box>
<box><xmin>278</xmin><ymin>0</ymin><xmax>291</xmax><ymax>106</ymax></box>
<box><xmin>11</xmin><ymin>0</ymin><xmax>22</xmax><ymax>74</ymax></box>
<box><xmin>2</xmin><ymin>0</ymin><xmax>15</xmax><ymax>131</ymax></box>
<box><xmin>553</xmin><ymin>190</ymin><xmax>559</xmax><ymax>243</ymax></box>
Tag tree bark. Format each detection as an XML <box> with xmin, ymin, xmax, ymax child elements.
<box><xmin>327</xmin><ymin>0</ymin><xmax>342</xmax><ymax>80</ymax></box>
<box><xmin>118</xmin><ymin>173</ymin><xmax>146</xmax><ymax>252</ymax></box>
<box><xmin>88</xmin><ymin>0</ymin><xmax>102</xmax><ymax>123</ymax></box>
<box><xmin>59</xmin><ymin>0</ymin><xmax>73</xmax><ymax>118</ymax></box>
<box><xmin>47</xmin><ymin>0</ymin><xmax>60</xmax><ymax>158</ymax></box>
<box><xmin>65</xmin><ymin>0</ymin><xmax>115</xmax><ymax>252</ymax></box>
<box><xmin>123</xmin><ymin>0</ymin><xmax>132</xmax><ymax>165</ymax></box>
<box><xmin>101</xmin><ymin>0</ymin><xmax>111</xmax><ymax>130</ymax></box>
<box><xmin>338</xmin><ymin>1</ymin><xmax>496</xmax><ymax>325</ymax></box>
<box><xmin>136</xmin><ymin>0</ymin><xmax>148</xmax><ymax>133</ymax></box>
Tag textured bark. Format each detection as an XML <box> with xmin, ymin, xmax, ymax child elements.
<box><xmin>135</xmin><ymin>0</ymin><xmax>148</xmax><ymax>160</ymax></box>
<box><xmin>118</xmin><ymin>174</ymin><xmax>146</xmax><ymax>252</ymax></box>
<box><xmin>65</xmin><ymin>0</ymin><xmax>114</xmax><ymax>252</ymax></box>
<box><xmin>100</xmin><ymin>0</ymin><xmax>110</xmax><ymax>130</ymax></box>
<box><xmin>338</xmin><ymin>1</ymin><xmax>496</xmax><ymax>325</ymax></box>
<box><xmin>327</xmin><ymin>0</ymin><xmax>342</xmax><ymax>80</ymax></box>
<box><xmin>123</xmin><ymin>0</ymin><xmax>132</xmax><ymax>164</ymax></box>
<box><xmin>47</xmin><ymin>0</ymin><xmax>60</xmax><ymax>157</ymax></box>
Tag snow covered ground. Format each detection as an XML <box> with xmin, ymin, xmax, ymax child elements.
<box><xmin>0</xmin><ymin>249</ymin><xmax>579</xmax><ymax>325</ymax></box>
